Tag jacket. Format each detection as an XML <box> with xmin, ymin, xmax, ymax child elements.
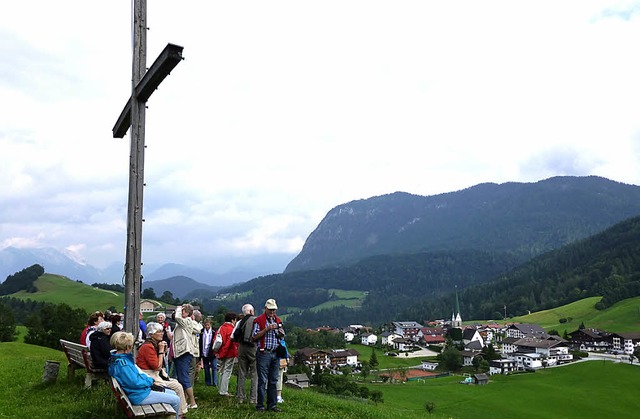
<box><xmin>199</xmin><ymin>327</ymin><xmax>216</xmax><ymax>359</ymax></box>
<box><xmin>172</xmin><ymin>306</ymin><xmax>203</xmax><ymax>358</ymax></box>
<box><xmin>89</xmin><ymin>331</ymin><xmax>112</xmax><ymax>369</ymax></box>
<box><xmin>216</xmin><ymin>322</ymin><xmax>238</xmax><ymax>359</ymax></box>
<box><xmin>108</xmin><ymin>352</ymin><xmax>153</xmax><ymax>404</ymax></box>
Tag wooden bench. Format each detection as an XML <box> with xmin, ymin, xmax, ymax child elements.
<box><xmin>110</xmin><ymin>377</ymin><xmax>176</xmax><ymax>418</ymax></box>
<box><xmin>59</xmin><ymin>339</ymin><xmax>108</xmax><ymax>389</ymax></box>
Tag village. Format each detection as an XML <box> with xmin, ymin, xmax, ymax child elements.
<box><xmin>289</xmin><ymin>310</ymin><xmax>640</xmax><ymax>386</ymax></box>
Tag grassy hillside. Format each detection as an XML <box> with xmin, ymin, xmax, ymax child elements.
<box><xmin>368</xmin><ymin>361</ymin><xmax>638</xmax><ymax>418</ymax></box>
<box><xmin>9</xmin><ymin>274</ymin><xmax>124</xmax><ymax>312</ymax></box>
<box><xmin>3</xmin><ymin>341</ymin><xmax>637</xmax><ymax>418</ymax></box>
<box><xmin>511</xmin><ymin>296</ymin><xmax>640</xmax><ymax>333</ymax></box>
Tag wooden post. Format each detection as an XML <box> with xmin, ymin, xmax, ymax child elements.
<box><xmin>123</xmin><ymin>0</ymin><xmax>147</xmax><ymax>340</ymax></box>
<box><xmin>114</xmin><ymin>1</ymin><xmax>183</xmax><ymax>338</ymax></box>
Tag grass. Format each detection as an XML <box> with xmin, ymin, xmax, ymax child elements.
<box><xmin>367</xmin><ymin>361</ymin><xmax>639</xmax><ymax>418</ymax></box>
<box><xmin>1</xmin><ymin>341</ymin><xmax>638</xmax><ymax>418</ymax></box>
<box><xmin>9</xmin><ymin>274</ymin><xmax>124</xmax><ymax>312</ymax></box>
<box><xmin>510</xmin><ymin>296</ymin><xmax>640</xmax><ymax>333</ymax></box>
<box><xmin>311</xmin><ymin>289</ymin><xmax>367</xmax><ymax>312</ymax></box>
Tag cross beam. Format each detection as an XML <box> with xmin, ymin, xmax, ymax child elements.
<box><xmin>112</xmin><ymin>43</ymin><xmax>184</xmax><ymax>138</ymax></box>
<box><xmin>113</xmin><ymin>0</ymin><xmax>183</xmax><ymax>339</ymax></box>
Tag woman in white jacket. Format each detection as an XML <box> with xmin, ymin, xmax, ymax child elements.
<box><xmin>172</xmin><ymin>304</ymin><xmax>202</xmax><ymax>409</ymax></box>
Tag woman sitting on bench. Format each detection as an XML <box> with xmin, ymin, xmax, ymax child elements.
<box><xmin>109</xmin><ymin>331</ymin><xmax>182</xmax><ymax>419</ymax></box>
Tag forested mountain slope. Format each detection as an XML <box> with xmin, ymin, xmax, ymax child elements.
<box><xmin>286</xmin><ymin>176</ymin><xmax>640</xmax><ymax>273</ymax></box>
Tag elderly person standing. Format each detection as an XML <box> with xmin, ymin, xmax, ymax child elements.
<box><xmin>199</xmin><ymin>318</ymin><xmax>217</xmax><ymax>386</ymax></box>
<box><xmin>252</xmin><ymin>299</ymin><xmax>285</xmax><ymax>413</ymax></box>
<box><xmin>216</xmin><ymin>312</ymin><xmax>238</xmax><ymax>396</ymax></box>
<box><xmin>172</xmin><ymin>304</ymin><xmax>202</xmax><ymax>409</ymax></box>
<box><xmin>156</xmin><ymin>312</ymin><xmax>172</xmax><ymax>372</ymax></box>
<box><xmin>235</xmin><ymin>304</ymin><xmax>258</xmax><ymax>404</ymax></box>
<box><xmin>136</xmin><ymin>322</ymin><xmax>188</xmax><ymax>417</ymax></box>
<box><xmin>109</xmin><ymin>331</ymin><xmax>181</xmax><ymax>419</ymax></box>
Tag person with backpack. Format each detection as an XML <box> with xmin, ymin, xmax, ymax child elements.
<box><xmin>234</xmin><ymin>304</ymin><xmax>258</xmax><ymax>404</ymax></box>
<box><xmin>214</xmin><ymin>312</ymin><xmax>238</xmax><ymax>396</ymax></box>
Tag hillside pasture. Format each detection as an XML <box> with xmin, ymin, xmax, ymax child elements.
<box><xmin>368</xmin><ymin>361</ymin><xmax>639</xmax><ymax>418</ymax></box>
<box><xmin>10</xmin><ymin>274</ymin><xmax>124</xmax><ymax>312</ymax></box>
<box><xmin>511</xmin><ymin>296</ymin><xmax>640</xmax><ymax>333</ymax></box>
<box><xmin>310</xmin><ymin>289</ymin><xmax>367</xmax><ymax>312</ymax></box>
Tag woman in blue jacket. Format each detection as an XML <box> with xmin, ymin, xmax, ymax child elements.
<box><xmin>109</xmin><ymin>331</ymin><xmax>182</xmax><ymax>418</ymax></box>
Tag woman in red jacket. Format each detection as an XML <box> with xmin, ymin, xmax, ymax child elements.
<box><xmin>215</xmin><ymin>312</ymin><xmax>238</xmax><ymax>396</ymax></box>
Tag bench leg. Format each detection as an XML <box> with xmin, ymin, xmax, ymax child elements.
<box><xmin>84</xmin><ymin>372</ymin><xmax>93</xmax><ymax>389</ymax></box>
<box><xmin>67</xmin><ymin>364</ymin><xmax>76</xmax><ymax>380</ymax></box>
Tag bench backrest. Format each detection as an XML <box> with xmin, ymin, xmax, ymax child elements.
<box><xmin>59</xmin><ymin>339</ymin><xmax>101</xmax><ymax>372</ymax></box>
<box><xmin>110</xmin><ymin>377</ymin><xmax>176</xmax><ymax>418</ymax></box>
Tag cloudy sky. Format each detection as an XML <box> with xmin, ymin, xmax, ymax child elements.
<box><xmin>1</xmin><ymin>1</ymin><xmax>639</xmax><ymax>272</ymax></box>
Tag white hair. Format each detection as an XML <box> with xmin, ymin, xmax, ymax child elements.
<box><xmin>242</xmin><ymin>304</ymin><xmax>254</xmax><ymax>315</ymax></box>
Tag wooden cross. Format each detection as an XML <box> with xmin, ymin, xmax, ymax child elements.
<box><xmin>112</xmin><ymin>0</ymin><xmax>183</xmax><ymax>338</ymax></box>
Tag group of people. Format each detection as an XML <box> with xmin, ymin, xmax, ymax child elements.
<box><xmin>82</xmin><ymin>298</ymin><xmax>288</xmax><ymax>416</ymax></box>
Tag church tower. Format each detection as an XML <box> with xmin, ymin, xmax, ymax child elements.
<box><xmin>451</xmin><ymin>286</ymin><xmax>462</xmax><ymax>328</ymax></box>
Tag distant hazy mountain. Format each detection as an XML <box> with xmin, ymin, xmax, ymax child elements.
<box><xmin>0</xmin><ymin>247</ymin><xmax>105</xmax><ymax>283</ymax></box>
<box><xmin>0</xmin><ymin>248</ymin><xmax>291</xmax><ymax>288</ymax></box>
<box><xmin>143</xmin><ymin>276</ymin><xmax>220</xmax><ymax>300</ymax></box>
<box><xmin>286</xmin><ymin>176</ymin><xmax>640</xmax><ymax>273</ymax></box>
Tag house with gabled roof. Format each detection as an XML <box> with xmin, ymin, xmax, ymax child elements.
<box><xmin>329</xmin><ymin>348</ymin><xmax>360</xmax><ymax>367</ymax></box>
<box><xmin>568</xmin><ymin>328</ymin><xmax>609</xmax><ymax>352</ymax></box>
<box><xmin>510</xmin><ymin>337</ymin><xmax>573</xmax><ymax>366</ymax></box>
<box><xmin>462</xmin><ymin>328</ymin><xmax>484</xmax><ymax>348</ymax></box>
<box><xmin>293</xmin><ymin>348</ymin><xmax>332</xmax><ymax>369</ymax></box>
<box><xmin>506</xmin><ymin>323</ymin><xmax>547</xmax><ymax>339</ymax></box>
<box><xmin>608</xmin><ymin>332</ymin><xmax>640</xmax><ymax>355</ymax></box>
<box><xmin>361</xmin><ymin>333</ymin><xmax>378</xmax><ymax>346</ymax></box>
<box><xmin>380</xmin><ymin>331</ymin><xmax>401</xmax><ymax>346</ymax></box>
<box><xmin>391</xmin><ymin>321</ymin><xmax>423</xmax><ymax>341</ymax></box>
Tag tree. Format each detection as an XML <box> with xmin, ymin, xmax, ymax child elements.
<box><xmin>0</xmin><ymin>303</ymin><xmax>17</xmax><ymax>342</ymax></box>
<box><xmin>579</xmin><ymin>321</ymin><xmax>586</xmax><ymax>330</ymax></box>
<box><xmin>141</xmin><ymin>288</ymin><xmax>157</xmax><ymax>299</ymax></box>
<box><xmin>370</xmin><ymin>390</ymin><xmax>384</xmax><ymax>405</ymax></box>
<box><xmin>369</xmin><ymin>348</ymin><xmax>379</xmax><ymax>369</ymax></box>
<box><xmin>439</xmin><ymin>347</ymin><xmax>463</xmax><ymax>371</ymax></box>
<box><xmin>425</xmin><ymin>401</ymin><xmax>436</xmax><ymax>416</ymax></box>
<box><xmin>25</xmin><ymin>303</ymin><xmax>87</xmax><ymax>349</ymax></box>
<box><xmin>359</xmin><ymin>363</ymin><xmax>370</xmax><ymax>381</ymax></box>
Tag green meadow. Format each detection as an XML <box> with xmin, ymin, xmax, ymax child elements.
<box><xmin>511</xmin><ymin>296</ymin><xmax>640</xmax><ymax>333</ymax></box>
<box><xmin>1</xmin><ymin>341</ymin><xmax>638</xmax><ymax>419</ymax></box>
<box><xmin>9</xmin><ymin>274</ymin><xmax>124</xmax><ymax>312</ymax></box>
<box><xmin>311</xmin><ymin>289</ymin><xmax>367</xmax><ymax>311</ymax></box>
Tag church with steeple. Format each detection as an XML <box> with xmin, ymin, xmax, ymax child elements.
<box><xmin>451</xmin><ymin>286</ymin><xmax>462</xmax><ymax>328</ymax></box>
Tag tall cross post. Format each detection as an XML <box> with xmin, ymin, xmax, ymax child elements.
<box><xmin>113</xmin><ymin>0</ymin><xmax>183</xmax><ymax>337</ymax></box>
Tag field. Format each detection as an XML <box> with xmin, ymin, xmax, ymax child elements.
<box><xmin>311</xmin><ymin>289</ymin><xmax>368</xmax><ymax>311</ymax></box>
<box><xmin>510</xmin><ymin>296</ymin><xmax>640</xmax><ymax>333</ymax></box>
<box><xmin>9</xmin><ymin>274</ymin><xmax>124</xmax><ymax>312</ymax></box>
<box><xmin>1</xmin><ymin>341</ymin><xmax>638</xmax><ymax>419</ymax></box>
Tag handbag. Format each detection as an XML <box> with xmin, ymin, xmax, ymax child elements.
<box><xmin>151</xmin><ymin>384</ymin><xmax>166</xmax><ymax>392</ymax></box>
<box><xmin>275</xmin><ymin>343</ymin><xmax>288</xmax><ymax>359</ymax></box>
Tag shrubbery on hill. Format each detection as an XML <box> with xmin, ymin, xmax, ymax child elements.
<box><xmin>0</xmin><ymin>264</ymin><xmax>45</xmax><ymax>295</ymax></box>
<box><xmin>24</xmin><ymin>303</ymin><xmax>87</xmax><ymax>349</ymax></box>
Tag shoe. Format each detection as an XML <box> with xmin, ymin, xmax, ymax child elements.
<box><xmin>277</xmin><ymin>396</ymin><xmax>284</xmax><ymax>403</ymax></box>
<box><xmin>256</xmin><ymin>407</ymin><xmax>265</xmax><ymax>413</ymax></box>
<box><xmin>269</xmin><ymin>407</ymin><xmax>283</xmax><ymax>412</ymax></box>
<box><xmin>188</xmin><ymin>404</ymin><xmax>198</xmax><ymax>409</ymax></box>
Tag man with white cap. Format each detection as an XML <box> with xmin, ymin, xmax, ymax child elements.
<box><xmin>252</xmin><ymin>298</ymin><xmax>285</xmax><ymax>413</ymax></box>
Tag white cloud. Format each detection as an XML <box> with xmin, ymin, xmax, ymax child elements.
<box><xmin>1</xmin><ymin>1</ymin><xmax>639</xmax><ymax>269</ymax></box>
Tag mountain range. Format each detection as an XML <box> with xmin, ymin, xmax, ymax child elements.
<box><xmin>286</xmin><ymin>176</ymin><xmax>640</xmax><ymax>272</ymax></box>
<box><xmin>0</xmin><ymin>247</ymin><xmax>290</xmax><ymax>288</ymax></box>
<box><xmin>216</xmin><ymin>176</ymin><xmax>640</xmax><ymax>327</ymax></box>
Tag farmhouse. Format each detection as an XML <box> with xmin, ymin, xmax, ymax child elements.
<box><xmin>361</xmin><ymin>333</ymin><xmax>378</xmax><ymax>346</ymax></box>
<box><xmin>568</xmin><ymin>328</ymin><xmax>610</xmax><ymax>352</ymax></box>
<box><xmin>506</xmin><ymin>323</ymin><xmax>547</xmax><ymax>339</ymax></box>
<box><xmin>489</xmin><ymin>359</ymin><xmax>517</xmax><ymax>375</ymax></box>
